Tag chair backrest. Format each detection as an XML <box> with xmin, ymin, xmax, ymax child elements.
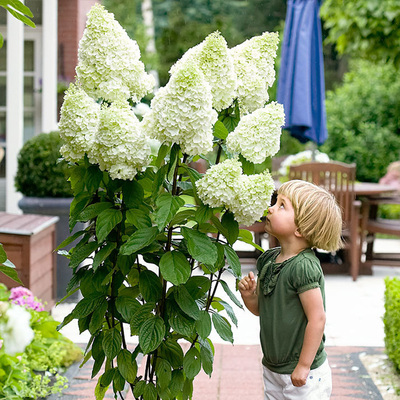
<box><xmin>288</xmin><ymin>161</ymin><xmax>356</xmax><ymax>229</ymax></box>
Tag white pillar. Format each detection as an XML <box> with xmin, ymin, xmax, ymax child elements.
<box><xmin>42</xmin><ymin>0</ymin><xmax>58</xmax><ymax>133</ymax></box>
<box><xmin>6</xmin><ymin>8</ymin><xmax>24</xmax><ymax>213</ymax></box>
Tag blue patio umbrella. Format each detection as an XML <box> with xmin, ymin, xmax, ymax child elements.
<box><xmin>277</xmin><ymin>0</ymin><xmax>327</xmax><ymax>145</ymax></box>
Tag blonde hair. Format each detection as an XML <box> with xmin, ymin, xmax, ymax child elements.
<box><xmin>388</xmin><ymin>161</ymin><xmax>400</xmax><ymax>174</ymax></box>
<box><xmin>278</xmin><ymin>180</ymin><xmax>343</xmax><ymax>252</ymax></box>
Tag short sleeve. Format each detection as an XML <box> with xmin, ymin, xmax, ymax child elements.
<box><xmin>290</xmin><ymin>255</ymin><xmax>323</xmax><ymax>294</ymax></box>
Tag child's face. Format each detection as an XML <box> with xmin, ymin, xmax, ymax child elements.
<box><xmin>265</xmin><ymin>194</ymin><xmax>299</xmax><ymax>240</ymax></box>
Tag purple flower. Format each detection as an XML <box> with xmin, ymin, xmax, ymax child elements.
<box><xmin>9</xmin><ymin>286</ymin><xmax>45</xmax><ymax>312</ymax></box>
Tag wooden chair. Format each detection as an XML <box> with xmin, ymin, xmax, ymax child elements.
<box><xmin>288</xmin><ymin>161</ymin><xmax>361</xmax><ymax>280</ymax></box>
<box><xmin>360</xmin><ymin>196</ymin><xmax>400</xmax><ymax>267</ymax></box>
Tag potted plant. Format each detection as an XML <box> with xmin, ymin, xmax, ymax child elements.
<box><xmin>15</xmin><ymin>131</ymin><xmax>79</xmax><ymax>301</ymax></box>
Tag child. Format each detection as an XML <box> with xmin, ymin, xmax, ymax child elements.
<box><xmin>239</xmin><ymin>180</ymin><xmax>343</xmax><ymax>400</ymax></box>
<box><xmin>379</xmin><ymin>161</ymin><xmax>400</xmax><ymax>193</ymax></box>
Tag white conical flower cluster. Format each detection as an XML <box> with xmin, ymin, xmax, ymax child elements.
<box><xmin>170</xmin><ymin>31</ymin><xmax>237</xmax><ymax>112</ymax></box>
<box><xmin>230</xmin><ymin>31</ymin><xmax>279</xmax><ymax>115</ymax></box>
<box><xmin>226</xmin><ymin>102</ymin><xmax>285</xmax><ymax>164</ymax></box>
<box><xmin>76</xmin><ymin>4</ymin><xmax>155</xmax><ymax>103</ymax></box>
<box><xmin>142</xmin><ymin>61</ymin><xmax>218</xmax><ymax>156</ymax></box>
<box><xmin>58</xmin><ymin>84</ymin><xmax>100</xmax><ymax>163</ymax></box>
<box><xmin>90</xmin><ymin>101</ymin><xmax>152</xmax><ymax>180</ymax></box>
<box><xmin>196</xmin><ymin>159</ymin><xmax>275</xmax><ymax>226</ymax></box>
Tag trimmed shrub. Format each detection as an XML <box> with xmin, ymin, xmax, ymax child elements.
<box><xmin>384</xmin><ymin>277</ymin><xmax>400</xmax><ymax>372</ymax></box>
<box><xmin>15</xmin><ymin>131</ymin><xmax>72</xmax><ymax>198</ymax></box>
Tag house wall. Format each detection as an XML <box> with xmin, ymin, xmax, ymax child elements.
<box><xmin>58</xmin><ymin>0</ymin><xmax>99</xmax><ymax>83</ymax></box>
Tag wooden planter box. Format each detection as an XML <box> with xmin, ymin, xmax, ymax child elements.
<box><xmin>0</xmin><ymin>212</ymin><xmax>59</xmax><ymax>311</ymax></box>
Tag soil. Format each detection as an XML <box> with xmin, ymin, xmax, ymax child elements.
<box><xmin>360</xmin><ymin>353</ymin><xmax>400</xmax><ymax>399</ymax></box>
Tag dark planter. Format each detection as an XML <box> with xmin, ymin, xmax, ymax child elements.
<box><xmin>18</xmin><ymin>197</ymin><xmax>82</xmax><ymax>301</ymax></box>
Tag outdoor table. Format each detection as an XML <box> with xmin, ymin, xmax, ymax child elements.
<box><xmin>354</xmin><ymin>182</ymin><xmax>398</xmax><ymax>197</ymax></box>
<box><xmin>0</xmin><ymin>212</ymin><xmax>59</xmax><ymax>310</ymax></box>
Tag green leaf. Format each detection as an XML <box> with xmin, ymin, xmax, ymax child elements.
<box><xmin>96</xmin><ymin>209</ymin><xmax>122</xmax><ymax>243</ymax></box>
<box><xmin>184</xmin><ymin>276</ymin><xmax>211</xmax><ymax>300</ymax></box>
<box><xmin>181</xmin><ymin>227</ymin><xmax>218</xmax><ymax>266</ymax></box>
<box><xmin>175</xmin><ymin>286</ymin><xmax>200</xmax><ymax>320</ymax></box>
<box><xmin>120</xmin><ymin>227</ymin><xmax>159</xmax><ymax>255</ymax></box>
<box><xmin>210</xmin><ymin>215</ymin><xmax>229</xmax><ymax>239</ymax></box>
<box><xmin>102</xmin><ymin>328</ymin><xmax>122</xmax><ymax>359</ymax></box>
<box><xmin>196</xmin><ymin>310</ymin><xmax>212</xmax><ymax>339</ymax></box>
<box><xmin>0</xmin><ymin>263</ymin><xmax>22</xmax><ymax>284</ymax></box>
<box><xmin>139</xmin><ymin>270</ymin><xmax>162</xmax><ymax>303</ymax></box>
<box><xmin>139</xmin><ymin>315</ymin><xmax>165</xmax><ymax>354</ymax></box>
<box><xmin>221</xmin><ymin>211</ymin><xmax>239</xmax><ymax>245</ymax></box>
<box><xmin>85</xmin><ymin>165</ymin><xmax>103</xmax><ymax>194</ymax></box>
<box><xmin>152</xmin><ymin>164</ymin><xmax>168</xmax><ymax>198</ymax></box>
<box><xmin>169</xmin><ymin>370</ymin><xmax>185</xmax><ymax>395</ymax></box>
<box><xmin>195</xmin><ymin>204</ymin><xmax>213</xmax><ymax>224</ymax></box>
<box><xmin>73</xmin><ymin>294</ymin><xmax>105</xmax><ymax>319</ymax></box>
<box><xmin>70</xmin><ymin>241</ymin><xmax>99</xmax><ymax>269</ymax></box>
<box><xmin>239</xmin><ymin>154</ymin><xmax>255</xmax><ymax>175</ymax></box>
<box><xmin>95</xmin><ymin>379</ymin><xmax>108</xmax><ymax>400</ymax></box>
<box><xmin>213</xmin><ymin>120</ymin><xmax>229</xmax><ymax>140</ymax></box>
<box><xmin>0</xmin><ymin>243</ymin><xmax>7</xmax><ymax>263</ymax></box>
<box><xmin>113</xmin><ymin>369</ymin><xmax>126</xmax><ymax>392</ymax></box>
<box><xmin>156</xmin><ymin>358</ymin><xmax>172</xmax><ymax>390</ymax></box>
<box><xmin>55</xmin><ymin>230</ymin><xmax>86</xmax><ymax>251</ymax></box>
<box><xmin>155</xmin><ymin>193</ymin><xmax>185</xmax><ymax>230</ymax></box>
<box><xmin>224</xmin><ymin>245</ymin><xmax>242</xmax><ymax>278</ymax></box>
<box><xmin>77</xmin><ymin>202</ymin><xmax>113</xmax><ymax>222</ymax></box>
<box><xmin>160</xmin><ymin>251</ymin><xmax>191</xmax><ymax>285</ymax></box>
<box><xmin>220</xmin><ymin>279</ymin><xmax>243</xmax><ymax>309</ymax></box>
<box><xmin>100</xmin><ymin>368</ymin><xmax>115</xmax><ymax>387</ymax></box>
<box><xmin>89</xmin><ymin>298</ymin><xmax>108</xmax><ymax>334</ymax></box>
<box><xmin>169</xmin><ymin>306</ymin><xmax>195</xmax><ymax>336</ymax></box>
<box><xmin>213</xmin><ymin>298</ymin><xmax>238</xmax><ymax>327</ymax></box>
<box><xmin>183</xmin><ymin>348</ymin><xmax>201</xmax><ymax>380</ymax></box>
<box><xmin>117</xmin><ymin>349</ymin><xmax>137</xmax><ymax>383</ymax></box>
<box><xmin>160</xmin><ymin>339</ymin><xmax>184</xmax><ymax>369</ymax></box>
<box><xmin>115</xmin><ymin>296</ymin><xmax>141</xmax><ymax>322</ymax></box>
<box><xmin>134</xmin><ymin>380</ymin><xmax>146</xmax><ymax>398</ymax></box>
<box><xmin>170</xmin><ymin>208</ymin><xmax>196</xmax><ymax>226</ymax></box>
<box><xmin>126</xmin><ymin>208</ymin><xmax>152</xmax><ymax>229</ymax></box>
<box><xmin>155</xmin><ymin>143</ymin><xmax>170</xmax><ymax>168</ymax></box>
<box><xmin>238</xmin><ymin>229</ymin><xmax>264</xmax><ymax>252</ymax></box>
<box><xmin>144</xmin><ymin>383</ymin><xmax>158</xmax><ymax>400</ymax></box>
<box><xmin>122</xmin><ymin>180</ymin><xmax>144</xmax><ymax>207</ymax></box>
<box><xmin>130</xmin><ymin>303</ymin><xmax>155</xmax><ymax>335</ymax></box>
<box><xmin>212</xmin><ymin>313</ymin><xmax>234</xmax><ymax>343</ymax></box>
<box><xmin>199</xmin><ymin>338</ymin><xmax>214</xmax><ymax>376</ymax></box>
<box><xmin>93</xmin><ymin>242</ymin><xmax>117</xmax><ymax>271</ymax></box>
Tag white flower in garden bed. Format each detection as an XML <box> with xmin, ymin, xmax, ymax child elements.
<box><xmin>142</xmin><ymin>61</ymin><xmax>218</xmax><ymax>156</ymax></box>
<box><xmin>230</xmin><ymin>31</ymin><xmax>279</xmax><ymax>115</ymax></box>
<box><xmin>170</xmin><ymin>31</ymin><xmax>237</xmax><ymax>112</ymax></box>
<box><xmin>278</xmin><ymin>150</ymin><xmax>330</xmax><ymax>178</ymax></box>
<box><xmin>76</xmin><ymin>4</ymin><xmax>155</xmax><ymax>103</ymax></box>
<box><xmin>196</xmin><ymin>159</ymin><xmax>275</xmax><ymax>226</ymax></box>
<box><xmin>90</xmin><ymin>100</ymin><xmax>152</xmax><ymax>180</ymax></box>
<box><xmin>226</xmin><ymin>102</ymin><xmax>285</xmax><ymax>164</ymax></box>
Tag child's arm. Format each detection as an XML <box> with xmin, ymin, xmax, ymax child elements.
<box><xmin>291</xmin><ymin>287</ymin><xmax>326</xmax><ymax>387</ymax></box>
<box><xmin>238</xmin><ymin>271</ymin><xmax>259</xmax><ymax>316</ymax></box>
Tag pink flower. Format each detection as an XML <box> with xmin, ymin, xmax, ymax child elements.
<box><xmin>9</xmin><ymin>286</ymin><xmax>44</xmax><ymax>312</ymax></box>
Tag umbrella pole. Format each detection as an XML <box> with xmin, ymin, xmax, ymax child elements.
<box><xmin>311</xmin><ymin>142</ymin><xmax>317</xmax><ymax>161</ymax></box>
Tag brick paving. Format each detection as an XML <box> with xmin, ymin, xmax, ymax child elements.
<box><xmin>48</xmin><ymin>344</ymin><xmax>385</xmax><ymax>399</ymax></box>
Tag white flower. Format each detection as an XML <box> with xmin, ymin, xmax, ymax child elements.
<box><xmin>196</xmin><ymin>159</ymin><xmax>242</xmax><ymax>208</ymax></box>
<box><xmin>230</xmin><ymin>31</ymin><xmax>279</xmax><ymax>115</ymax></box>
<box><xmin>142</xmin><ymin>61</ymin><xmax>218</xmax><ymax>156</ymax></box>
<box><xmin>278</xmin><ymin>150</ymin><xmax>330</xmax><ymax>177</ymax></box>
<box><xmin>76</xmin><ymin>4</ymin><xmax>155</xmax><ymax>103</ymax></box>
<box><xmin>58</xmin><ymin>83</ymin><xmax>100</xmax><ymax>162</ymax></box>
<box><xmin>90</xmin><ymin>100</ymin><xmax>151</xmax><ymax>180</ymax></box>
<box><xmin>0</xmin><ymin>305</ymin><xmax>34</xmax><ymax>355</ymax></box>
<box><xmin>196</xmin><ymin>159</ymin><xmax>275</xmax><ymax>226</ymax></box>
<box><xmin>170</xmin><ymin>31</ymin><xmax>237</xmax><ymax>111</ymax></box>
<box><xmin>226</xmin><ymin>102</ymin><xmax>285</xmax><ymax>164</ymax></box>
<box><xmin>133</xmin><ymin>102</ymin><xmax>151</xmax><ymax>118</ymax></box>
<box><xmin>229</xmin><ymin>171</ymin><xmax>275</xmax><ymax>226</ymax></box>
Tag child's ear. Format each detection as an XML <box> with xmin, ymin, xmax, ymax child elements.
<box><xmin>294</xmin><ymin>229</ymin><xmax>303</xmax><ymax>238</ymax></box>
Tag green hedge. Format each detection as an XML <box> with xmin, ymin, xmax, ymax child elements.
<box><xmin>384</xmin><ymin>277</ymin><xmax>400</xmax><ymax>372</ymax></box>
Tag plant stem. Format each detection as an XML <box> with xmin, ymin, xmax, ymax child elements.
<box><xmin>215</xmin><ymin>143</ymin><xmax>223</xmax><ymax>165</ymax></box>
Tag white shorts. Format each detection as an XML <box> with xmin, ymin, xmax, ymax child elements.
<box><xmin>262</xmin><ymin>359</ymin><xmax>332</xmax><ymax>400</ymax></box>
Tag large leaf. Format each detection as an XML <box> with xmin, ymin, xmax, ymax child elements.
<box><xmin>183</xmin><ymin>348</ymin><xmax>201</xmax><ymax>380</ymax></box>
<box><xmin>213</xmin><ymin>120</ymin><xmax>229</xmax><ymax>140</ymax></box>
<box><xmin>156</xmin><ymin>358</ymin><xmax>172</xmax><ymax>390</ymax></box>
<box><xmin>89</xmin><ymin>298</ymin><xmax>108</xmax><ymax>334</ymax></box>
<box><xmin>77</xmin><ymin>202</ymin><xmax>113</xmax><ymax>222</ymax></box>
<box><xmin>0</xmin><ymin>243</ymin><xmax>7</xmax><ymax>263</ymax></box>
<box><xmin>213</xmin><ymin>298</ymin><xmax>238</xmax><ymax>327</ymax></box>
<box><xmin>130</xmin><ymin>303</ymin><xmax>155</xmax><ymax>335</ymax></box>
<box><xmin>117</xmin><ymin>349</ymin><xmax>137</xmax><ymax>383</ymax></box>
<box><xmin>221</xmin><ymin>211</ymin><xmax>239</xmax><ymax>245</ymax></box>
<box><xmin>220</xmin><ymin>279</ymin><xmax>243</xmax><ymax>309</ymax></box>
<box><xmin>144</xmin><ymin>383</ymin><xmax>158</xmax><ymax>400</ymax></box>
<box><xmin>159</xmin><ymin>339</ymin><xmax>184</xmax><ymax>369</ymax></box>
<box><xmin>184</xmin><ymin>276</ymin><xmax>211</xmax><ymax>300</ymax></box>
<box><xmin>122</xmin><ymin>180</ymin><xmax>144</xmax><ymax>207</ymax></box>
<box><xmin>196</xmin><ymin>310</ymin><xmax>212</xmax><ymax>339</ymax></box>
<box><xmin>120</xmin><ymin>227</ymin><xmax>158</xmax><ymax>255</ymax></box>
<box><xmin>181</xmin><ymin>227</ymin><xmax>218</xmax><ymax>266</ymax></box>
<box><xmin>159</xmin><ymin>251</ymin><xmax>191</xmax><ymax>285</ymax></box>
<box><xmin>126</xmin><ymin>209</ymin><xmax>152</xmax><ymax>229</ymax></box>
<box><xmin>102</xmin><ymin>328</ymin><xmax>122</xmax><ymax>359</ymax></box>
<box><xmin>115</xmin><ymin>296</ymin><xmax>141</xmax><ymax>322</ymax></box>
<box><xmin>212</xmin><ymin>313</ymin><xmax>234</xmax><ymax>343</ymax></box>
<box><xmin>168</xmin><ymin>305</ymin><xmax>195</xmax><ymax>337</ymax></box>
<box><xmin>92</xmin><ymin>242</ymin><xmax>117</xmax><ymax>271</ymax></box>
<box><xmin>139</xmin><ymin>270</ymin><xmax>162</xmax><ymax>303</ymax></box>
<box><xmin>139</xmin><ymin>315</ymin><xmax>165</xmax><ymax>354</ymax></box>
<box><xmin>69</xmin><ymin>241</ymin><xmax>99</xmax><ymax>269</ymax></box>
<box><xmin>195</xmin><ymin>204</ymin><xmax>213</xmax><ymax>224</ymax></box>
<box><xmin>199</xmin><ymin>338</ymin><xmax>214</xmax><ymax>377</ymax></box>
<box><xmin>73</xmin><ymin>294</ymin><xmax>105</xmax><ymax>319</ymax></box>
<box><xmin>0</xmin><ymin>258</ymin><xmax>22</xmax><ymax>284</ymax></box>
<box><xmin>238</xmin><ymin>229</ymin><xmax>264</xmax><ymax>252</ymax></box>
<box><xmin>155</xmin><ymin>192</ymin><xmax>185</xmax><ymax>230</ymax></box>
<box><xmin>174</xmin><ymin>286</ymin><xmax>200</xmax><ymax>320</ymax></box>
<box><xmin>96</xmin><ymin>209</ymin><xmax>122</xmax><ymax>243</ymax></box>
<box><xmin>224</xmin><ymin>245</ymin><xmax>242</xmax><ymax>278</ymax></box>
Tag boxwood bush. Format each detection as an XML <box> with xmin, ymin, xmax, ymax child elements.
<box><xmin>15</xmin><ymin>131</ymin><xmax>72</xmax><ymax>197</ymax></box>
<box><xmin>384</xmin><ymin>277</ymin><xmax>400</xmax><ymax>372</ymax></box>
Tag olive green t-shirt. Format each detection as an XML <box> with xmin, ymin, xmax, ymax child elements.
<box><xmin>256</xmin><ymin>247</ymin><xmax>327</xmax><ymax>374</ymax></box>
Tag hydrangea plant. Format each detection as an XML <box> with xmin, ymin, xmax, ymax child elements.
<box><xmin>58</xmin><ymin>4</ymin><xmax>284</xmax><ymax>400</ymax></box>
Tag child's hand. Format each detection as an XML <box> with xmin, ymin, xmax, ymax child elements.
<box><xmin>291</xmin><ymin>364</ymin><xmax>310</xmax><ymax>387</ymax></box>
<box><xmin>238</xmin><ymin>271</ymin><xmax>257</xmax><ymax>298</ymax></box>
